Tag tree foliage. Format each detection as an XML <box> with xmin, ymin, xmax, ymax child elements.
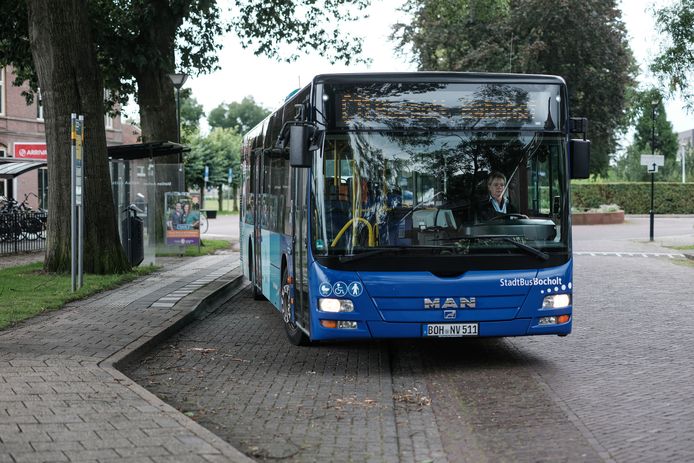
<box><xmin>392</xmin><ymin>0</ymin><xmax>636</xmax><ymax>176</ymax></box>
<box><xmin>208</xmin><ymin>96</ymin><xmax>270</xmax><ymax>134</ymax></box>
<box><xmin>0</xmin><ymin>0</ymin><xmax>371</xmax><ymax>272</ymax></box>
<box><xmin>185</xmin><ymin>128</ymin><xmax>242</xmax><ymax>191</ymax></box>
<box><xmin>1</xmin><ymin>0</ymin><xmax>370</xmax><ymax>144</ymax></box>
<box><xmin>652</xmin><ymin>0</ymin><xmax>694</xmax><ymax>107</ymax></box>
<box><xmin>180</xmin><ymin>88</ymin><xmax>205</xmax><ymax>135</ymax></box>
<box><xmin>612</xmin><ymin>89</ymin><xmax>682</xmax><ymax>182</ymax></box>
<box><xmin>394</xmin><ymin>0</ymin><xmax>511</xmax><ymax>72</ymax></box>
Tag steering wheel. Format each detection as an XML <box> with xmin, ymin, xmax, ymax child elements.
<box><xmin>487</xmin><ymin>212</ymin><xmax>528</xmax><ymax>222</ymax></box>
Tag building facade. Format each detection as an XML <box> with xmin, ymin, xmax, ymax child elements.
<box><xmin>0</xmin><ymin>66</ymin><xmax>139</xmax><ymax>210</ymax></box>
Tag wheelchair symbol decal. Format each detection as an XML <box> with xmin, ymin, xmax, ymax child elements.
<box><xmin>332</xmin><ymin>281</ymin><xmax>348</xmax><ymax>297</ymax></box>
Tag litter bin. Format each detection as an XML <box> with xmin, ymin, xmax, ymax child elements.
<box><xmin>122</xmin><ymin>205</ymin><xmax>144</xmax><ymax>266</ymax></box>
<box><xmin>203</xmin><ymin>209</ymin><xmax>217</xmax><ymax>219</ymax></box>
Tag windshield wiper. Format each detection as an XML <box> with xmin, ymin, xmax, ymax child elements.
<box><xmin>338</xmin><ymin>245</ymin><xmax>457</xmax><ymax>263</ymax></box>
<box><xmin>454</xmin><ymin>234</ymin><xmax>550</xmax><ymax>261</ymax></box>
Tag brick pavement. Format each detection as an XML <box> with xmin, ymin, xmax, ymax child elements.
<box><xmin>508</xmin><ymin>254</ymin><xmax>694</xmax><ymax>462</ymax></box>
<box><xmin>125</xmin><ymin>290</ymin><xmax>449</xmax><ymax>463</ymax></box>
<box><xmin>125</xmin><ymin>285</ymin><xmax>614</xmax><ymax>462</ymax></box>
<box><xmin>0</xmin><ymin>254</ymin><xmax>251</xmax><ymax>463</ymax></box>
<box><xmin>124</xmin><ymin>252</ymin><xmax>694</xmax><ymax>462</ymax></box>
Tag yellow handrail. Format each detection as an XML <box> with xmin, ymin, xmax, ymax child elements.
<box><xmin>331</xmin><ymin>218</ymin><xmax>375</xmax><ymax>248</ymax></box>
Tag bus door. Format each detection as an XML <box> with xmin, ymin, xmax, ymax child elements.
<box><xmin>252</xmin><ymin>149</ymin><xmax>263</xmax><ymax>293</ymax></box>
<box><xmin>291</xmin><ymin>168</ymin><xmax>310</xmax><ymax>330</ymax></box>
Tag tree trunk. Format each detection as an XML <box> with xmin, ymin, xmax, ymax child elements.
<box><xmin>136</xmin><ymin>69</ymin><xmax>178</xmax><ymax>144</ymax></box>
<box><xmin>131</xmin><ymin>4</ymin><xmax>182</xmax><ymax>246</ymax></box>
<box><xmin>217</xmin><ymin>185</ymin><xmax>223</xmax><ymax>212</ymax></box>
<box><xmin>233</xmin><ymin>185</ymin><xmax>239</xmax><ymax>212</ymax></box>
<box><xmin>133</xmin><ymin>0</ymin><xmax>179</xmax><ymax>145</ymax></box>
<box><xmin>26</xmin><ymin>0</ymin><xmax>129</xmax><ymax>274</ymax></box>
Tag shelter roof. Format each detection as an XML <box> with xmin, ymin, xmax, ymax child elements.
<box><xmin>0</xmin><ymin>160</ymin><xmax>46</xmax><ymax>179</ymax></box>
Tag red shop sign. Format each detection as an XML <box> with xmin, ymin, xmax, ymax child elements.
<box><xmin>14</xmin><ymin>142</ymin><xmax>47</xmax><ymax>160</ymax></box>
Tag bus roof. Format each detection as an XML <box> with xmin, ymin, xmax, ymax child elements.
<box><xmin>312</xmin><ymin>71</ymin><xmax>566</xmax><ymax>87</ymax></box>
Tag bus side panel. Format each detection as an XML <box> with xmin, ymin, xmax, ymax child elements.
<box><xmin>261</xmin><ymin>229</ymin><xmax>283</xmax><ymax>310</ymax></box>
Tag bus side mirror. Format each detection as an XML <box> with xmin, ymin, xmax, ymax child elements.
<box><xmin>570</xmin><ymin>139</ymin><xmax>590</xmax><ymax>179</ymax></box>
<box><xmin>289</xmin><ymin>125</ymin><xmax>313</xmax><ymax>168</ymax></box>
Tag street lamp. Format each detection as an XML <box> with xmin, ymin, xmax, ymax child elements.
<box><xmin>649</xmin><ymin>99</ymin><xmax>658</xmax><ymax>241</ymax></box>
<box><xmin>168</xmin><ymin>73</ymin><xmax>188</xmax><ymax>191</ymax></box>
<box><xmin>168</xmin><ymin>73</ymin><xmax>188</xmax><ymax>144</ymax></box>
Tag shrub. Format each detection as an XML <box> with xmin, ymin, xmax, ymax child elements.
<box><xmin>571</xmin><ymin>182</ymin><xmax>694</xmax><ymax>214</ymax></box>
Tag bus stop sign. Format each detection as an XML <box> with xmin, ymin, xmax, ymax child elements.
<box><xmin>640</xmin><ymin>154</ymin><xmax>664</xmax><ymax>173</ymax></box>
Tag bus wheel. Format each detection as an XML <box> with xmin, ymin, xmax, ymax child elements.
<box><xmin>249</xmin><ymin>243</ymin><xmax>265</xmax><ymax>301</ymax></box>
<box><xmin>282</xmin><ymin>267</ymin><xmax>310</xmax><ymax>346</ymax></box>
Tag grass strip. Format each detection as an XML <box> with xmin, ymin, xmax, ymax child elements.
<box><xmin>156</xmin><ymin>239</ymin><xmax>231</xmax><ymax>257</ymax></box>
<box><xmin>0</xmin><ymin>263</ymin><xmax>157</xmax><ymax>330</ymax></box>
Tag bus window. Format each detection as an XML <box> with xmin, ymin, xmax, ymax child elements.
<box><xmin>527</xmin><ymin>144</ymin><xmax>563</xmax><ymax>219</ymax></box>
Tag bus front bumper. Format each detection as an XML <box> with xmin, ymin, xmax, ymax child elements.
<box><xmin>309</xmin><ymin>317</ymin><xmax>572</xmax><ymax>340</ymax></box>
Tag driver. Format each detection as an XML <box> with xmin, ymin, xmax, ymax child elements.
<box><xmin>477</xmin><ymin>171</ymin><xmax>517</xmax><ymax>221</ymax></box>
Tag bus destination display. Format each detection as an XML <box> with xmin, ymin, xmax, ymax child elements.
<box><xmin>331</xmin><ymin>83</ymin><xmax>561</xmax><ymax>130</ymax></box>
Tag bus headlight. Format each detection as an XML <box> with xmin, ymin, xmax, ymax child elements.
<box><xmin>318</xmin><ymin>298</ymin><xmax>354</xmax><ymax>313</ymax></box>
<box><xmin>542</xmin><ymin>293</ymin><xmax>571</xmax><ymax>308</ymax></box>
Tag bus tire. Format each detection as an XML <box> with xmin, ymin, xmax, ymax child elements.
<box><xmin>249</xmin><ymin>242</ymin><xmax>265</xmax><ymax>301</ymax></box>
<box><xmin>282</xmin><ymin>266</ymin><xmax>310</xmax><ymax>346</ymax></box>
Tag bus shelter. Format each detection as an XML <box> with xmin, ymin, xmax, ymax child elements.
<box><xmin>108</xmin><ymin>141</ymin><xmax>188</xmax><ymax>265</ymax></box>
<box><xmin>0</xmin><ymin>159</ymin><xmax>47</xmax><ymax>203</ymax></box>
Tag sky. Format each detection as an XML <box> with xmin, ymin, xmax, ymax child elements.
<box><xmin>620</xmin><ymin>0</ymin><xmax>690</xmax><ymax>133</ymax></box>
<box><xmin>125</xmin><ymin>0</ymin><xmax>693</xmax><ymax>135</ymax></box>
<box><xmin>182</xmin><ymin>1</ymin><xmax>415</xmax><ymax>121</ymax></box>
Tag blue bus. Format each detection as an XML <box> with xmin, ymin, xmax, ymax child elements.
<box><xmin>240</xmin><ymin>72</ymin><xmax>590</xmax><ymax>345</ymax></box>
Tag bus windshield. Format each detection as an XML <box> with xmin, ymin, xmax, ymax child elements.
<box><xmin>311</xmin><ymin>130</ymin><xmax>568</xmax><ymax>258</ymax></box>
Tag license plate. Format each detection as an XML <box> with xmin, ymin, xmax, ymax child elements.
<box><xmin>424</xmin><ymin>323</ymin><xmax>479</xmax><ymax>337</ymax></box>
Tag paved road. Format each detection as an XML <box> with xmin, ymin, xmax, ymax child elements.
<box><xmin>124</xmin><ymin>221</ymin><xmax>694</xmax><ymax>462</ymax></box>
<box><xmin>203</xmin><ymin>214</ymin><xmax>240</xmax><ymax>250</ymax></box>
<box><xmin>572</xmin><ymin>216</ymin><xmax>694</xmax><ymax>252</ymax></box>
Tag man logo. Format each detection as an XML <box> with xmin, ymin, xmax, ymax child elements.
<box><xmin>424</xmin><ymin>297</ymin><xmax>476</xmax><ymax>309</ymax></box>
<box><xmin>444</xmin><ymin>309</ymin><xmax>456</xmax><ymax>319</ymax></box>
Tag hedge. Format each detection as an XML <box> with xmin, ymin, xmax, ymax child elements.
<box><xmin>571</xmin><ymin>182</ymin><xmax>694</xmax><ymax>214</ymax></box>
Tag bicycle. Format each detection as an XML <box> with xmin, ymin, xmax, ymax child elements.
<box><xmin>0</xmin><ymin>197</ymin><xmax>25</xmax><ymax>241</ymax></box>
<box><xmin>0</xmin><ymin>194</ymin><xmax>47</xmax><ymax>241</ymax></box>
<box><xmin>199</xmin><ymin>211</ymin><xmax>209</xmax><ymax>234</ymax></box>
<box><xmin>19</xmin><ymin>193</ymin><xmax>46</xmax><ymax>240</ymax></box>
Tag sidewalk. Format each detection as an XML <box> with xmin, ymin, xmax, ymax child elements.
<box><xmin>0</xmin><ymin>254</ymin><xmax>252</xmax><ymax>462</ymax></box>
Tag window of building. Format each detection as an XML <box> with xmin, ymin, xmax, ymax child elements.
<box><xmin>104</xmin><ymin>88</ymin><xmax>114</xmax><ymax>129</ymax></box>
<box><xmin>0</xmin><ymin>147</ymin><xmax>6</xmax><ymax>158</ymax></box>
<box><xmin>0</xmin><ymin>68</ymin><xmax>5</xmax><ymax>115</ymax></box>
<box><xmin>38</xmin><ymin>167</ymin><xmax>48</xmax><ymax>210</ymax></box>
<box><xmin>36</xmin><ymin>88</ymin><xmax>43</xmax><ymax>120</ymax></box>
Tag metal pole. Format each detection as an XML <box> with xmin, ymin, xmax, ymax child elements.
<box><xmin>175</xmin><ymin>87</ymin><xmax>181</xmax><ymax>144</ymax></box>
<box><xmin>650</xmin><ymin>171</ymin><xmax>654</xmax><ymax>241</ymax></box>
<box><xmin>650</xmin><ymin>103</ymin><xmax>656</xmax><ymax>242</ymax></box>
<box><xmin>175</xmin><ymin>87</ymin><xmax>185</xmax><ymax>191</ymax></box>
<box><xmin>78</xmin><ymin>116</ymin><xmax>84</xmax><ymax>288</ymax></box>
<box><xmin>71</xmin><ymin>114</ymin><xmax>76</xmax><ymax>291</ymax></box>
<box><xmin>683</xmin><ymin>146</ymin><xmax>687</xmax><ymax>184</ymax></box>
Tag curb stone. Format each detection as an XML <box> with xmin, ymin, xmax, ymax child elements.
<box><xmin>100</xmin><ymin>268</ymin><xmax>254</xmax><ymax>463</ymax></box>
